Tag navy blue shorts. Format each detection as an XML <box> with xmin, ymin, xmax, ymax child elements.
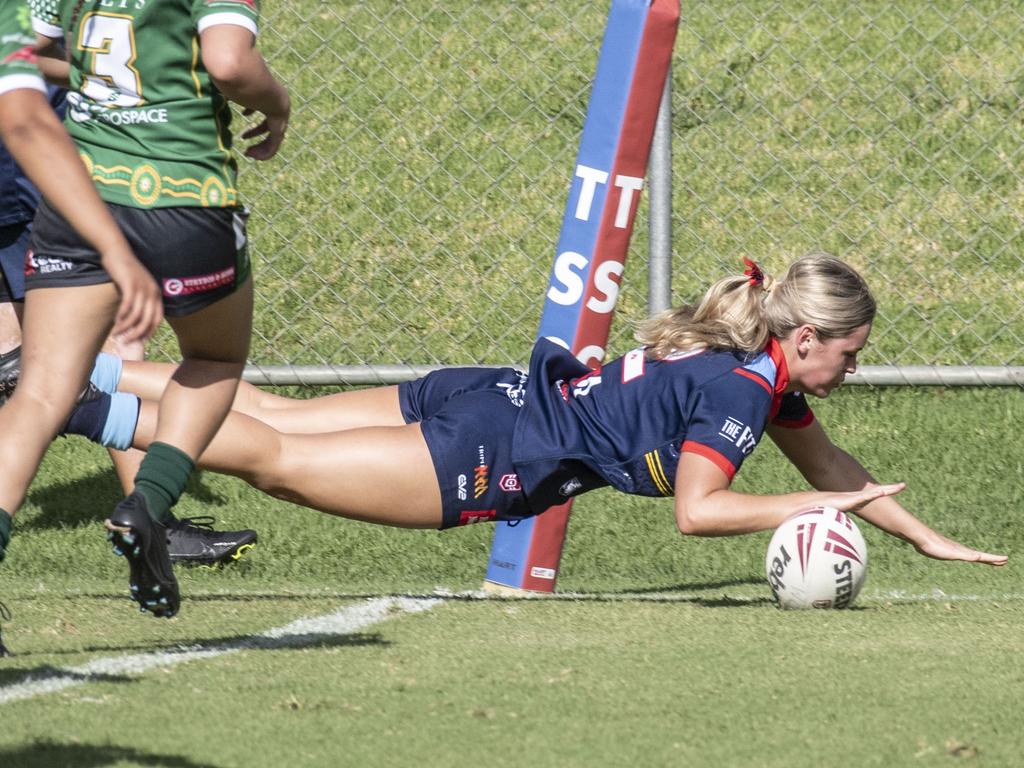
<box><xmin>27</xmin><ymin>199</ymin><xmax>251</xmax><ymax>317</ymax></box>
<box><xmin>399</xmin><ymin>366</ymin><xmax>535</xmax><ymax>530</ymax></box>
<box><xmin>0</xmin><ymin>221</ymin><xmax>30</xmax><ymax>302</ymax></box>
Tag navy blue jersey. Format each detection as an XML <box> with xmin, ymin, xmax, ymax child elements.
<box><xmin>0</xmin><ymin>85</ymin><xmax>65</xmax><ymax>226</ymax></box>
<box><xmin>511</xmin><ymin>338</ymin><xmax>813</xmax><ymax>511</ymax></box>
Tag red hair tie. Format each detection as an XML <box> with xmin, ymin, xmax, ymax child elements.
<box><xmin>743</xmin><ymin>257</ymin><xmax>764</xmax><ymax>287</ymax></box>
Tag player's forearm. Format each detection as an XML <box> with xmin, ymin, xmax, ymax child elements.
<box><xmin>0</xmin><ymin>91</ymin><xmax>131</xmax><ymax>258</ymax></box>
<box><xmin>675</xmin><ymin>488</ymin><xmax>827</xmax><ymax>536</ymax></box>
<box><xmin>33</xmin><ymin>34</ymin><xmax>70</xmax><ymax>87</ymax></box>
<box><xmin>807</xmin><ymin>447</ymin><xmax>933</xmax><ymax>544</ymax></box>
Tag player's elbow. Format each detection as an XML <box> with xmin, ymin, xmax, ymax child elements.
<box><xmin>0</xmin><ymin>95</ymin><xmax>41</xmax><ymax>137</ymax></box>
<box><xmin>0</xmin><ymin>96</ymin><xmax>57</xmax><ymax>154</ymax></box>
<box><xmin>202</xmin><ymin>49</ymin><xmax>249</xmax><ymax>89</ymax></box>
<box><xmin>675</xmin><ymin>498</ymin><xmax>710</xmax><ymax>536</ymax></box>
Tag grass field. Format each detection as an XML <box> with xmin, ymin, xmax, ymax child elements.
<box><xmin>5</xmin><ymin>1</ymin><xmax>1024</xmax><ymax>766</ymax></box>
<box><xmin>1</xmin><ymin>387</ymin><xmax>1021</xmax><ymax>766</ymax></box>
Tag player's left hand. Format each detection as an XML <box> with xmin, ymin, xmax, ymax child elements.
<box><xmin>240</xmin><ymin>104</ymin><xmax>289</xmax><ymax>161</ymax></box>
<box><xmin>913</xmin><ymin>530</ymin><xmax>1008</xmax><ymax>566</ymax></box>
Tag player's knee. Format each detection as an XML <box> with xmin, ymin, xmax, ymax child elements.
<box><xmin>6</xmin><ymin>383</ymin><xmax>79</xmax><ymax>430</ymax></box>
<box><xmin>244</xmin><ymin>442</ymin><xmax>293</xmax><ymax>496</ymax></box>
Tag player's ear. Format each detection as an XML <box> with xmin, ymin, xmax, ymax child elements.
<box><xmin>796</xmin><ymin>325</ymin><xmax>817</xmax><ymax>354</ymax></box>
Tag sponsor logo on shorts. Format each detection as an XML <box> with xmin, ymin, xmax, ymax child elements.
<box><xmin>457</xmin><ymin>473</ymin><xmax>468</xmax><ymax>501</ymax></box>
<box><xmin>718</xmin><ymin>416</ymin><xmax>757</xmax><ymax>455</ymax></box>
<box><xmin>497</xmin><ymin>370</ymin><xmax>528</xmax><ymax>407</ymax></box>
<box><xmin>25</xmin><ymin>253</ymin><xmax>73</xmax><ymax>275</ymax></box>
<box><xmin>499</xmin><ymin>474</ymin><xmax>521</xmax><ymax>492</ymax></box>
<box><xmin>559</xmin><ymin>477</ymin><xmax>583</xmax><ymax>497</ymax></box>
<box><xmin>530</xmin><ymin>566</ymin><xmax>556</xmax><ymax>580</ymax></box>
<box><xmin>459</xmin><ymin>510</ymin><xmax>496</xmax><ymax>526</ymax></box>
<box><xmin>474</xmin><ymin>445</ymin><xmax>489</xmax><ymax>499</ymax></box>
<box><xmin>162</xmin><ymin>266</ymin><xmax>236</xmax><ymax>298</ymax></box>
<box><xmin>571</xmin><ymin>372</ymin><xmax>601</xmax><ymax>397</ymax></box>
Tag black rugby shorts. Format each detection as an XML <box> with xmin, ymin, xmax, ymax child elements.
<box><xmin>28</xmin><ymin>199</ymin><xmax>251</xmax><ymax>316</ymax></box>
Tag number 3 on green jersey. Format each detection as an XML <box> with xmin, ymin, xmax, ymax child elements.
<box><xmin>79</xmin><ymin>14</ymin><xmax>143</xmax><ymax>108</ymax></box>
<box><xmin>28</xmin><ymin>0</ymin><xmax>261</xmax><ymax>210</ymax></box>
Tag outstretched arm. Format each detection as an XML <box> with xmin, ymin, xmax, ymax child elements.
<box><xmin>767</xmin><ymin>421</ymin><xmax>1007</xmax><ymax>566</ymax></box>
<box><xmin>672</xmin><ymin>450</ymin><xmax>904</xmax><ymax>537</ymax></box>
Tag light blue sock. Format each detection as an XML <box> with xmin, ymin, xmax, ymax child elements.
<box><xmin>89</xmin><ymin>352</ymin><xmax>123</xmax><ymax>394</ymax></box>
<box><xmin>100</xmin><ymin>393</ymin><xmax>141</xmax><ymax>450</ymax></box>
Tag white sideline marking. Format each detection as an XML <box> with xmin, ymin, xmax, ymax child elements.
<box><xmin>0</xmin><ymin>596</ymin><xmax>440</xmax><ymax>706</ymax></box>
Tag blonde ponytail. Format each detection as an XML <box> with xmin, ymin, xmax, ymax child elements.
<box><xmin>637</xmin><ymin>252</ymin><xmax>875</xmax><ymax>358</ymax></box>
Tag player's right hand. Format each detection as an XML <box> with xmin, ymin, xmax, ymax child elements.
<box><xmin>102</xmin><ymin>249</ymin><xmax>163</xmax><ymax>343</ymax></box>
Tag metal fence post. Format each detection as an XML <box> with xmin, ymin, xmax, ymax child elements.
<box><xmin>648</xmin><ymin>68</ymin><xmax>673</xmax><ymax>316</ymax></box>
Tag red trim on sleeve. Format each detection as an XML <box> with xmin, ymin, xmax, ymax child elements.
<box><xmin>681</xmin><ymin>440</ymin><xmax>737</xmax><ymax>480</ymax></box>
<box><xmin>733</xmin><ymin>367</ymin><xmax>772</xmax><ymax>394</ymax></box>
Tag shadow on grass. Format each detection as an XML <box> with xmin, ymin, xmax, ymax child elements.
<box><xmin>14</xmin><ymin>586</ymin><xmax>774</xmax><ymax>608</ymax></box>
<box><xmin>0</xmin><ymin>741</ymin><xmax>218</xmax><ymax>768</ymax></box>
<box><xmin>0</xmin><ymin>664</ymin><xmax>132</xmax><ymax>687</ymax></box>
<box><xmin>21</xmin><ymin>471</ymin><xmax>227</xmax><ymax>531</ymax></box>
<box><xmin>596</xmin><ymin>577</ymin><xmax>764</xmax><ymax>594</ymax></box>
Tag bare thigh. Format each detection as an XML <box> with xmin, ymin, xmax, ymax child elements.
<box><xmin>228</xmin><ymin>421</ymin><xmax>442</xmax><ymax>528</ymax></box>
<box><xmin>120</xmin><ymin>363</ymin><xmax>405</xmax><ymax>433</ymax></box>
<box><xmin>239</xmin><ymin>386</ymin><xmax>405</xmax><ymax>433</ymax></box>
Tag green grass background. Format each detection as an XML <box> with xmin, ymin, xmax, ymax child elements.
<box><xmin>5</xmin><ymin>1</ymin><xmax>1024</xmax><ymax>766</ymax></box>
<box><xmin>1</xmin><ymin>387</ymin><xmax>1021</xmax><ymax>766</ymax></box>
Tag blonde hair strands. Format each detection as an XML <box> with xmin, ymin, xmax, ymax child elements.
<box><xmin>637</xmin><ymin>253</ymin><xmax>876</xmax><ymax>358</ymax></box>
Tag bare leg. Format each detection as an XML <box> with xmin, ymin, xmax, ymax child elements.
<box><xmin>116</xmin><ymin>359</ymin><xmax>178</xmax><ymax>401</ymax></box>
<box><xmin>0</xmin><ymin>301</ymin><xmax>21</xmax><ymax>355</ymax></box>
<box><xmin>0</xmin><ymin>284</ymin><xmax>118</xmax><ymax>512</ymax></box>
<box><xmin>155</xmin><ymin>279</ymin><xmax>252</xmax><ymax>459</ymax></box>
<box><xmin>119</xmin><ymin>358</ymin><xmax>406</xmax><ymax>433</ymax></box>
<box><xmin>131</xmin><ymin>400</ymin><xmax>442</xmax><ymax>528</ymax></box>
<box><xmin>102</xmin><ymin>334</ymin><xmax>145</xmax><ymax>493</ymax></box>
<box><xmin>230</xmin><ymin>385</ymin><xmax>406</xmax><ymax>433</ymax></box>
<box><xmin>0</xmin><ymin>303</ymin><xmax>146</xmax><ymax>495</ymax></box>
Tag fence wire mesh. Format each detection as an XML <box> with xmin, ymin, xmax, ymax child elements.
<box><xmin>673</xmin><ymin>2</ymin><xmax>1024</xmax><ymax>371</ymax></box>
<box><xmin>144</xmin><ymin>2</ymin><xmax>1024</xmax><ymax>379</ymax></box>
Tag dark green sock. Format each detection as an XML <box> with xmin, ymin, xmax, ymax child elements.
<box><xmin>133</xmin><ymin>442</ymin><xmax>195</xmax><ymax>524</ymax></box>
<box><xmin>0</xmin><ymin>509</ymin><xmax>12</xmax><ymax>564</ymax></box>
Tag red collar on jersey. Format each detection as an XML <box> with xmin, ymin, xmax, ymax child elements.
<box><xmin>766</xmin><ymin>337</ymin><xmax>790</xmax><ymax>420</ymax></box>
<box><xmin>766</xmin><ymin>336</ymin><xmax>789</xmax><ymax>395</ymax></box>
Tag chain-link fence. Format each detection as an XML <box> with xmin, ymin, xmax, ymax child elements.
<box><xmin>143</xmin><ymin>2</ymin><xmax>1024</xmax><ymax>385</ymax></box>
<box><xmin>672</xmin><ymin>1</ymin><xmax>1024</xmax><ymax>385</ymax></box>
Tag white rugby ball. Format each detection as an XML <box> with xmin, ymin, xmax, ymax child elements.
<box><xmin>765</xmin><ymin>506</ymin><xmax>867</xmax><ymax>610</ymax></box>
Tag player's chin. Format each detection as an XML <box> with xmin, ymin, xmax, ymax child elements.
<box><xmin>816</xmin><ymin>381</ymin><xmax>842</xmax><ymax>398</ymax></box>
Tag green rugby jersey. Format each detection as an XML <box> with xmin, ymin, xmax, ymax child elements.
<box><xmin>0</xmin><ymin>0</ymin><xmax>46</xmax><ymax>95</ymax></box>
<box><xmin>31</xmin><ymin>0</ymin><xmax>260</xmax><ymax>209</ymax></box>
